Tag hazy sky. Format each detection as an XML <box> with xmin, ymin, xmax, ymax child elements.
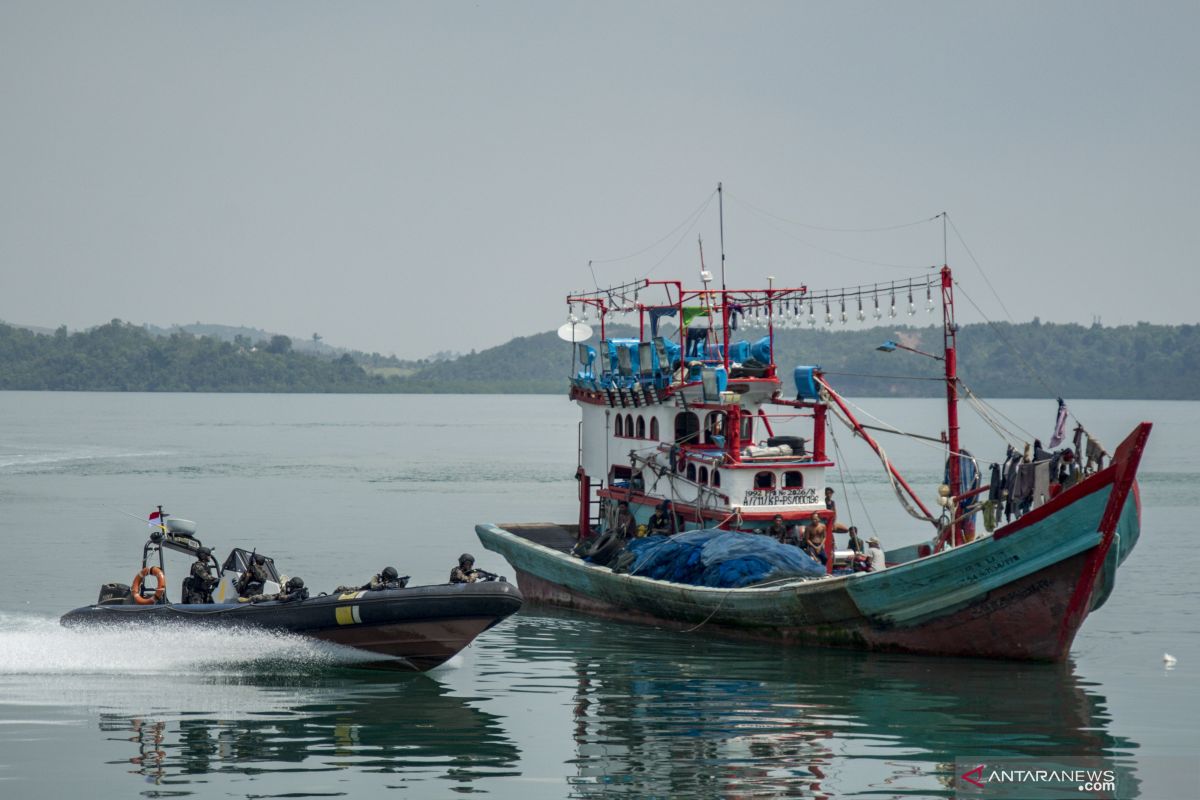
<box><xmin>2</xmin><ymin>1</ymin><xmax>1196</xmax><ymax>358</ymax></box>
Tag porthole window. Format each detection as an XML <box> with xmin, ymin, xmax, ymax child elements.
<box><xmin>754</xmin><ymin>471</ymin><xmax>775</xmax><ymax>490</ymax></box>
<box><xmin>699</xmin><ymin>466</ymin><xmax>709</xmax><ymax>484</ymax></box>
<box><xmin>636</xmin><ymin>416</ymin><xmax>646</xmax><ymax>439</ymax></box>
<box><xmin>614</xmin><ymin>415</ymin><xmax>624</xmax><ymax>437</ymax></box>
<box><xmin>784</xmin><ymin>471</ymin><xmax>803</xmax><ymax>488</ymax></box>
<box><xmin>686</xmin><ymin>463</ymin><xmax>697</xmax><ymax>481</ymax></box>
<box><xmin>650</xmin><ymin>418</ymin><xmax>660</xmax><ymax>440</ymax></box>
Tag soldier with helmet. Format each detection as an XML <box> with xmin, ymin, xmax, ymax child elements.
<box><xmin>182</xmin><ymin>545</ymin><xmax>218</xmax><ymax>604</ymax></box>
<box><xmin>335</xmin><ymin>565</ymin><xmax>410</xmax><ymax>593</ymax></box>
<box><xmin>450</xmin><ymin>553</ymin><xmax>479</xmax><ymax>584</ymax></box>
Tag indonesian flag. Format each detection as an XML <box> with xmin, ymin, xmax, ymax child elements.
<box><xmin>148</xmin><ymin>510</ymin><xmax>165</xmax><ymax>529</ymax></box>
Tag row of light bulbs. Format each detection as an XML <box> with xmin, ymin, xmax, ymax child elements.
<box><xmin>734</xmin><ymin>287</ymin><xmax>937</xmax><ymax>329</ymax></box>
<box><xmin>567</xmin><ymin>284</ymin><xmax>938</xmax><ymax>328</ymax></box>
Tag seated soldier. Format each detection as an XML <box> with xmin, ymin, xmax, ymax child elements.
<box><xmin>244</xmin><ymin>576</ymin><xmax>308</xmax><ymax>604</ymax></box>
<box><xmin>235</xmin><ymin>553</ymin><xmax>271</xmax><ymax>598</ymax></box>
<box><xmin>181</xmin><ymin>546</ymin><xmax>218</xmax><ymax>604</ymax></box>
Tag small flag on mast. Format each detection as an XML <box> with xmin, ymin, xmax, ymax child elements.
<box><xmin>148</xmin><ymin>510</ymin><xmax>165</xmax><ymax>529</ymax></box>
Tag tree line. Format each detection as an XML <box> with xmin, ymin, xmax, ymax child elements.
<box><xmin>1</xmin><ymin>318</ymin><xmax>1197</xmax><ymax>398</ymax></box>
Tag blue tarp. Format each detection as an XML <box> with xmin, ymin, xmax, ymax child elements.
<box><xmin>624</xmin><ymin>529</ymin><xmax>825</xmax><ymax>588</ymax></box>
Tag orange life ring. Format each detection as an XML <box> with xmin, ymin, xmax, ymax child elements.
<box><xmin>132</xmin><ymin>566</ymin><xmax>165</xmax><ymax>605</ymax></box>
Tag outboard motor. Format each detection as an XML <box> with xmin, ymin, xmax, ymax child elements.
<box><xmin>97</xmin><ymin>582</ymin><xmax>132</xmax><ymax>605</ymax></box>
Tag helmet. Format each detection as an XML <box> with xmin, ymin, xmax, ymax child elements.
<box><xmin>459</xmin><ymin>553</ymin><xmax>475</xmax><ymax>567</ymax></box>
<box><xmin>287</xmin><ymin>576</ymin><xmax>305</xmax><ymax>590</ymax></box>
<box><xmin>382</xmin><ymin>566</ymin><xmax>399</xmax><ymax>581</ymax></box>
<box><xmin>197</xmin><ymin>546</ymin><xmax>212</xmax><ymax>559</ymax></box>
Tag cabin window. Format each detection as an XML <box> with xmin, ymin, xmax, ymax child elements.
<box><xmin>784</xmin><ymin>471</ymin><xmax>804</xmax><ymax>488</ymax></box>
<box><xmin>686</xmin><ymin>463</ymin><xmax>697</xmax><ymax>481</ymax></box>
<box><xmin>625</xmin><ymin>414</ymin><xmax>634</xmax><ymax>438</ymax></box>
<box><xmin>649</xmin><ymin>418</ymin><xmax>659</xmax><ymax>441</ymax></box>
<box><xmin>712</xmin><ymin>469</ymin><xmax>721</xmax><ymax>487</ymax></box>
<box><xmin>614</xmin><ymin>415</ymin><xmax>624</xmax><ymax>437</ymax></box>
<box><xmin>698</xmin><ymin>466</ymin><xmax>709</xmax><ymax>484</ymax></box>
<box><xmin>740</xmin><ymin>415</ymin><xmax>754</xmax><ymax>442</ymax></box>
<box><xmin>675</xmin><ymin>411</ymin><xmax>699</xmax><ymax>445</ymax></box>
<box><xmin>754</xmin><ymin>471</ymin><xmax>775</xmax><ymax>490</ymax></box>
<box><xmin>636</xmin><ymin>415</ymin><xmax>646</xmax><ymax>439</ymax></box>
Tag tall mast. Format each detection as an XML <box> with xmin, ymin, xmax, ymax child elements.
<box><xmin>717</xmin><ymin>182</ymin><xmax>726</xmax><ymax>291</ymax></box>
<box><xmin>941</xmin><ymin>262</ymin><xmax>961</xmax><ymax>546</ymax></box>
<box><xmin>717</xmin><ymin>182</ymin><xmax>730</xmax><ymax>369</ymax></box>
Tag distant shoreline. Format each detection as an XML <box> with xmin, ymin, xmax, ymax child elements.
<box><xmin>3</xmin><ymin>318</ymin><xmax>1199</xmax><ymax>400</ymax></box>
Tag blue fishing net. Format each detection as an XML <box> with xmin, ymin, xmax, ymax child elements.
<box><xmin>624</xmin><ymin>529</ymin><xmax>824</xmax><ymax>587</ymax></box>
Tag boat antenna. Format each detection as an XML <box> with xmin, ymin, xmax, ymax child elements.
<box><xmin>717</xmin><ymin>182</ymin><xmax>726</xmax><ymax>291</ymax></box>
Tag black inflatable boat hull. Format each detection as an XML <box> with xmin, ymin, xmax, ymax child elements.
<box><xmin>60</xmin><ymin>581</ymin><xmax>524</xmax><ymax>671</ymax></box>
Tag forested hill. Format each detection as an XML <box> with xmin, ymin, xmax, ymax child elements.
<box><xmin>1</xmin><ymin>318</ymin><xmax>1198</xmax><ymax>398</ymax></box>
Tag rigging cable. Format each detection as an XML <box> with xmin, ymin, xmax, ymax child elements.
<box><xmin>727</xmin><ymin>192</ymin><xmax>941</xmax><ymax>233</ymax></box>
<box><xmin>588</xmin><ymin>189</ymin><xmax>717</xmax><ymax>265</ymax></box>
<box><xmin>828</xmin><ymin>422</ymin><xmax>878</xmax><ymax>536</ymax></box>
<box><xmin>821</xmin><ymin>392</ymin><xmax>937</xmax><ymax>525</ymax></box>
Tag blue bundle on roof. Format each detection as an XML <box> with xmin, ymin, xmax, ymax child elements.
<box><xmin>622</xmin><ymin>529</ymin><xmax>823</xmax><ymax>588</ymax></box>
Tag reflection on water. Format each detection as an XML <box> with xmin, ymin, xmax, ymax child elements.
<box><xmin>478</xmin><ymin>612</ymin><xmax>1141</xmax><ymax>798</ymax></box>
<box><xmin>0</xmin><ymin>610</ymin><xmax>1143</xmax><ymax>797</ymax></box>
<box><xmin>95</xmin><ymin>674</ymin><xmax>521</xmax><ymax>791</ymax></box>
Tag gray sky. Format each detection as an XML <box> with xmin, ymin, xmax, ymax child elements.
<box><xmin>2</xmin><ymin>1</ymin><xmax>1197</xmax><ymax>358</ymax></box>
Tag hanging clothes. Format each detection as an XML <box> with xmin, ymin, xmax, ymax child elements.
<box><xmin>648</xmin><ymin>307</ymin><xmax>678</xmax><ymax>338</ymax></box>
<box><xmin>1013</xmin><ymin>462</ymin><xmax>1036</xmax><ymax>517</ymax></box>
<box><xmin>1032</xmin><ymin>460</ymin><xmax>1051</xmax><ymax>508</ymax></box>
<box><xmin>988</xmin><ymin>462</ymin><xmax>1003</xmax><ymax>505</ymax></box>
<box><xmin>982</xmin><ymin>499</ymin><xmax>997</xmax><ymax>533</ymax></box>
<box><xmin>1048</xmin><ymin>398</ymin><xmax>1069</xmax><ymax>448</ymax></box>
<box><xmin>1086</xmin><ymin>439</ymin><xmax>1107</xmax><ymax>472</ymax></box>
<box><xmin>1003</xmin><ymin>450</ymin><xmax>1021</xmax><ymax>522</ymax></box>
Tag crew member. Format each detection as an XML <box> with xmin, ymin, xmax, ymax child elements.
<box><xmin>767</xmin><ymin>514</ymin><xmax>800</xmax><ymax>547</ymax></box>
<box><xmin>244</xmin><ymin>576</ymin><xmax>309</xmax><ymax>603</ymax></box>
<box><xmin>802</xmin><ymin>512</ymin><xmax>828</xmax><ymax>564</ymax></box>
<box><xmin>646</xmin><ymin>503</ymin><xmax>675</xmax><ymax>536</ymax></box>
<box><xmin>867</xmin><ymin>537</ymin><xmax>886</xmax><ymax>572</ymax></box>
<box><xmin>614</xmin><ymin>501</ymin><xmax>638</xmax><ymax>540</ymax></box>
<box><xmin>235</xmin><ymin>553</ymin><xmax>271</xmax><ymax>598</ymax></box>
<box><xmin>182</xmin><ymin>546</ymin><xmax>218</xmax><ymax>604</ymax></box>
<box><xmin>366</xmin><ymin>566</ymin><xmax>408</xmax><ymax>591</ymax></box>
<box><xmin>450</xmin><ymin>553</ymin><xmax>478</xmax><ymax>584</ymax></box>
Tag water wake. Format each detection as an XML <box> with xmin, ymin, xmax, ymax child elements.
<box><xmin>0</xmin><ymin>612</ymin><xmax>387</xmax><ymax>676</ymax></box>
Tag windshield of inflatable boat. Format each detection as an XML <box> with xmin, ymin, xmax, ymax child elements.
<box><xmin>221</xmin><ymin>548</ymin><xmax>281</xmax><ymax>582</ymax></box>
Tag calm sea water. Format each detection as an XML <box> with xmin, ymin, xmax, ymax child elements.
<box><xmin>0</xmin><ymin>392</ymin><xmax>1196</xmax><ymax>798</ymax></box>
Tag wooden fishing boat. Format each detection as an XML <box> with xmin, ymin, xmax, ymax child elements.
<box><xmin>476</xmin><ymin>203</ymin><xmax>1149</xmax><ymax>662</ymax></box>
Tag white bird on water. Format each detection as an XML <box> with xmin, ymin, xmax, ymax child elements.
<box><xmin>1163</xmin><ymin>653</ymin><xmax>1177</xmax><ymax>667</ymax></box>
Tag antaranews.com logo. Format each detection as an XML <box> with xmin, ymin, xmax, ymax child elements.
<box><xmin>957</xmin><ymin>760</ymin><xmax>1117</xmax><ymax>796</ymax></box>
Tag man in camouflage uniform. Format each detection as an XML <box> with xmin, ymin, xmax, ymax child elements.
<box><xmin>182</xmin><ymin>546</ymin><xmax>219</xmax><ymax>604</ymax></box>
<box><xmin>243</xmin><ymin>576</ymin><xmax>309</xmax><ymax>604</ymax></box>
<box><xmin>235</xmin><ymin>553</ymin><xmax>272</xmax><ymax>598</ymax></box>
<box><xmin>449</xmin><ymin>553</ymin><xmax>479</xmax><ymax>584</ymax></box>
<box><xmin>335</xmin><ymin>566</ymin><xmax>409</xmax><ymax>593</ymax></box>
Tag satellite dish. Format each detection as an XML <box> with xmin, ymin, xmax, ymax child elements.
<box><xmin>558</xmin><ymin>321</ymin><xmax>593</xmax><ymax>342</ymax></box>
